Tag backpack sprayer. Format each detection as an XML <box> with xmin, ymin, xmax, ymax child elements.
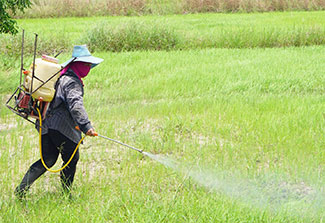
<box><xmin>6</xmin><ymin>30</ymin><xmax>63</xmax><ymax>123</ymax></box>
<box><xmin>6</xmin><ymin>31</ymin><xmax>144</xmax><ymax>173</ymax></box>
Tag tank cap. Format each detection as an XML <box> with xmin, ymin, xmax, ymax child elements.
<box><xmin>42</xmin><ymin>55</ymin><xmax>59</xmax><ymax>64</ymax></box>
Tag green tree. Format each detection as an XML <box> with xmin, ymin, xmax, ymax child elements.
<box><xmin>0</xmin><ymin>0</ymin><xmax>31</xmax><ymax>35</ymax></box>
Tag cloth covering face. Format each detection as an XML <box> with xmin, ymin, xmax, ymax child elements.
<box><xmin>61</xmin><ymin>62</ymin><xmax>91</xmax><ymax>85</ymax></box>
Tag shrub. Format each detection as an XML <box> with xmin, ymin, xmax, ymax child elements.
<box><xmin>183</xmin><ymin>25</ymin><xmax>325</xmax><ymax>49</ymax></box>
<box><xmin>83</xmin><ymin>21</ymin><xmax>180</xmax><ymax>52</ymax></box>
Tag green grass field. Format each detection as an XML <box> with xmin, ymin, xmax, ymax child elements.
<box><xmin>1</xmin><ymin>12</ymin><xmax>325</xmax><ymax>222</ymax></box>
<box><xmin>2</xmin><ymin>11</ymin><xmax>325</xmax><ymax>57</ymax></box>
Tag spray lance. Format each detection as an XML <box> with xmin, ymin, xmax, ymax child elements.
<box><xmin>75</xmin><ymin>126</ymin><xmax>144</xmax><ymax>154</ymax></box>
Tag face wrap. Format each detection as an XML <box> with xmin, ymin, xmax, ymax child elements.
<box><xmin>61</xmin><ymin>62</ymin><xmax>91</xmax><ymax>85</ymax></box>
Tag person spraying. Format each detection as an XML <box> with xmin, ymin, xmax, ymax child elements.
<box><xmin>15</xmin><ymin>45</ymin><xmax>103</xmax><ymax>198</ymax></box>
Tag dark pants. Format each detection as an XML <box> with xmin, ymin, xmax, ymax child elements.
<box><xmin>15</xmin><ymin>129</ymin><xmax>79</xmax><ymax>194</ymax></box>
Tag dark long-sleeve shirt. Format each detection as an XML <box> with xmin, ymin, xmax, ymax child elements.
<box><xmin>38</xmin><ymin>69</ymin><xmax>93</xmax><ymax>143</ymax></box>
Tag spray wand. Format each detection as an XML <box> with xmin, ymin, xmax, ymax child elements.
<box><xmin>75</xmin><ymin>126</ymin><xmax>144</xmax><ymax>154</ymax></box>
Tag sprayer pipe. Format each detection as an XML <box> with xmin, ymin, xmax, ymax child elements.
<box><xmin>30</xmin><ymin>33</ymin><xmax>38</xmax><ymax>94</ymax></box>
<box><xmin>19</xmin><ymin>30</ymin><xmax>24</xmax><ymax>88</ymax></box>
<box><xmin>96</xmin><ymin>134</ymin><xmax>143</xmax><ymax>154</ymax></box>
<box><xmin>75</xmin><ymin>126</ymin><xmax>143</xmax><ymax>154</ymax></box>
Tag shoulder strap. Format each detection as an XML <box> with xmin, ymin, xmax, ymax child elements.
<box><xmin>45</xmin><ymin>74</ymin><xmax>64</xmax><ymax>117</ymax></box>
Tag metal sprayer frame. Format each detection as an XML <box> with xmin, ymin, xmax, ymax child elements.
<box><xmin>5</xmin><ymin>30</ymin><xmax>71</xmax><ymax>125</ymax></box>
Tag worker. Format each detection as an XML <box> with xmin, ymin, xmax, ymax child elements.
<box><xmin>15</xmin><ymin>45</ymin><xmax>103</xmax><ymax>198</ymax></box>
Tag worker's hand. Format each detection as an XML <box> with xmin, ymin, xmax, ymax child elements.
<box><xmin>86</xmin><ymin>128</ymin><xmax>97</xmax><ymax>137</ymax></box>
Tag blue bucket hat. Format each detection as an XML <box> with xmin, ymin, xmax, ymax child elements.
<box><xmin>61</xmin><ymin>45</ymin><xmax>103</xmax><ymax>68</ymax></box>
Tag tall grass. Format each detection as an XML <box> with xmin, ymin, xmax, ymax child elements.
<box><xmin>83</xmin><ymin>21</ymin><xmax>180</xmax><ymax>52</ymax></box>
<box><xmin>84</xmin><ymin>22</ymin><xmax>325</xmax><ymax>52</ymax></box>
<box><xmin>13</xmin><ymin>0</ymin><xmax>325</xmax><ymax>18</ymax></box>
<box><xmin>183</xmin><ymin>0</ymin><xmax>325</xmax><ymax>13</ymax></box>
<box><xmin>20</xmin><ymin>0</ymin><xmax>147</xmax><ymax>18</ymax></box>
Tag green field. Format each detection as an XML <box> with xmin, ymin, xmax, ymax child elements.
<box><xmin>2</xmin><ymin>11</ymin><xmax>325</xmax><ymax>57</ymax></box>
<box><xmin>1</xmin><ymin>12</ymin><xmax>325</xmax><ymax>222</ymax></box>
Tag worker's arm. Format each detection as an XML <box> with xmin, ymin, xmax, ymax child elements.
<box><xmin>64</xmin><ymin>79</ymin><xmax>94</xmax><ymax>135</ymax></box>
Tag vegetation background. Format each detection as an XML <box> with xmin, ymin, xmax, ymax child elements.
<box><xmin>12</xmin><ymin>0</ymin><xmax>325</xmax><ymax>17</ymax></box>
<box><xmin>1</xmin><ymin>0</ymin><xmax>325</xmax><ymax>222</ymax></box>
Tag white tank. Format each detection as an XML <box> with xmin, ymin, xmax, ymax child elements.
<box><xmin>24</xmin><ymin>55</ymin><xmax>61</xmax><ymax>102</ymax></box>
